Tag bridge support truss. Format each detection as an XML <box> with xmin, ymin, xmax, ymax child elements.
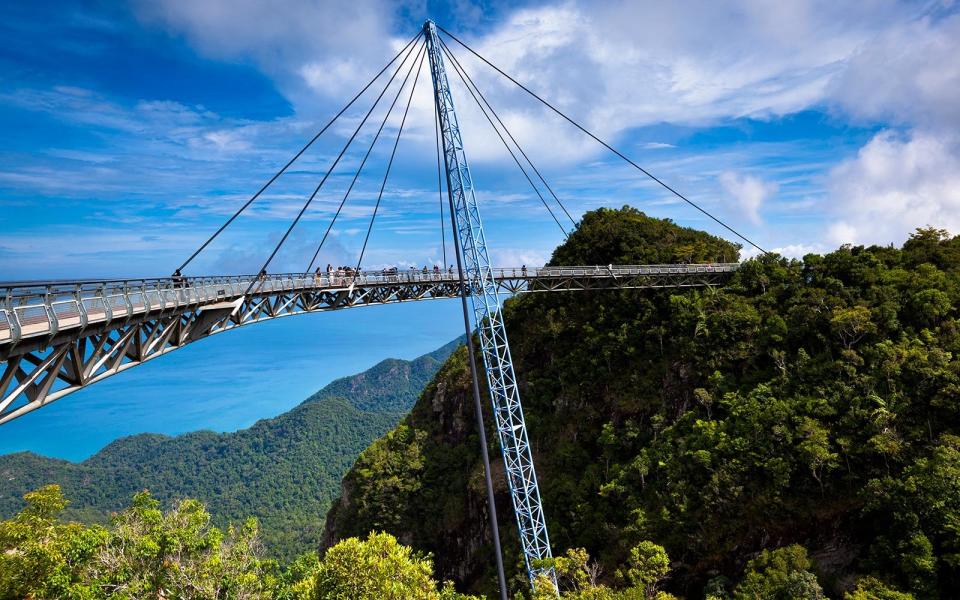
<box><xmin>425</xmin><ymin>20</ymin><xmax>556</xmax><ymax>588</ymax></box>
<box><xmin>0</xmin><ymin>265</ymin><xmax>735</xmax><ymax>426</ymax></box>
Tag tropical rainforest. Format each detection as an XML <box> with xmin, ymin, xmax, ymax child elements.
<box><xmin>325</xmin><ymin>207</ymin><xmax>960</xmax><ymax>599</ymax></box>
<box><xmin>4</xmin><ymin>206</ymin><xmax>960</xmax><ymax>599</ymax></box>
<box><xmin>0</xmin><ymin>338</ymin><xmax>461</xmax><ymax>562</ymax></box>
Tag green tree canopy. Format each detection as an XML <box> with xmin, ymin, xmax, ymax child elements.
<box><xmin>314</xmin><ymin>532</ymin><xmax>477</xmax><ymax>600</ymax></box>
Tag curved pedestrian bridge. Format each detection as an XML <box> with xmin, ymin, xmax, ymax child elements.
<box><xmin>0</xmin><ymin>263</ymin><xmax>738</xmax><ymax>425</ymax></box>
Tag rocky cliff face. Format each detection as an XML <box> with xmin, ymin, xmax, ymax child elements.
<box><xmin>322</xmin><ymin>345</ymin><xmax>514</xmax><ymax>588</ymax></box>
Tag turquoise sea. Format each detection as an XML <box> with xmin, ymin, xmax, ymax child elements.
<box><xmin>0</xmin><ymin>299</ymin><xmax>464</xmax><ymax>461</ymax></box>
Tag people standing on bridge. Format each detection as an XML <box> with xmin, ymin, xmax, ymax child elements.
<box><xmin>521</xmin><ymin>265</ymin><xmax>527</xmax><ymax>276</ymax></box>
<box><xmin>172</xmin><ymin>269</ymin><xmax>186</xmax><ymax>289</ymax></box>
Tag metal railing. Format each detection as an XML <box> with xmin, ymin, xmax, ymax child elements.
<box><xmin>0</xmin><ymin>264</ymin><xmax>739</xmax><ymax>346</ymax></box>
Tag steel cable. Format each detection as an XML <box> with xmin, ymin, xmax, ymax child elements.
<box><xmin>244</xmin><ymin>35</ymin><xmax>424</xmax><ymax>294</ymax></box>
<box><xmin>304</xmin><ymin>41</ymin><xmax>429</xmax><ymax>274</ymax></box>
<box><xmin>439</xmin><ymin>43</ymin><xmax>568</xmax><ymax>236</ymax></box>
<box><xmin>355</xmin><ymin>47</ymin><xmax>427</xmax><ymax>272</ymax></box>
<box><xmin>435</xmin><ymin>100</ymin><xmax>448</xmax><ymax>269</ymax></box>
<box><xmin>439</xmin><ymin>37</ymin><xmax>576</xmax><ymax>228</ymax></box>
<box><xmin>175</xmin><ymin>31</ymin><xmax>423</xmax><ymax>274</ymax></box>
<box><xmin>436</xmin><ymin>24</ymin><xmax>768</xmax><ymax>255</ymax></box>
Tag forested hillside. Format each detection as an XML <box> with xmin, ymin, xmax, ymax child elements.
<box><xmin>325</xmin><ymin>206</ymin><xmax>960</xmax><ymax>599</ymax></box>
<box><xmin>0</xmin><ymin>337</ymin><xmax>461</xmax><ymax>561</ymax></box>
<box><xmin>0</xmin><ymin>485</ymin><xmax>484</xmax><ymax>599</ymax></box>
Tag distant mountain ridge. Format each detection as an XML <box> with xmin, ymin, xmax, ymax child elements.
<box><xmin>0</xmin><ymin>335</ymin><xmax>463</xmax><ymax>560</ymax></box>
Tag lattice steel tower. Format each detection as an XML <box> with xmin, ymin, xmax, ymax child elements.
<box><xmin>424</xmin><ymin>20</ymin><xmax>555</xmax><ymax>587</ymax></box>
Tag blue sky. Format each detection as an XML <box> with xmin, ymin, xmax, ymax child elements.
<box><xmin>2</xmin><ymin>0</ymin><xmax>959</xmax><ymax>459</ymax></box>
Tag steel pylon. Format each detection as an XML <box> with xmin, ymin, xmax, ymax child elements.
<box><xmin>423</xmin><ymin>20</ymin><xmax>556</xmax><ymax>589</ymax></box>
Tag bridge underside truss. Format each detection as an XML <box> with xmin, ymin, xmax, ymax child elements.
<box><xmin>0</xmin><ymin>265</ymin><xmax>736</xmax><ymax>425</ymax></box>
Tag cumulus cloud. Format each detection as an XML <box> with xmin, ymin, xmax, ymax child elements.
<box><xmin>120</xmin><ymin>0</ymin><xmax>960</xmax><ymax>259</ymax></box>
<box><xmin>718</xmin><ymin>171</ymin><xmax>777</xmax><ymax>224</ymax></box>
<box><xmin>126</xmin><ymin>1</ymin><xmax>960</xmax><ymax>141</ymax></box>
<box><xmin>133</xmin><ymin>0</ymin><xmax>401</xmax><ymax>113</ymax></box>
<box><xmin>740</xmin><ymin>242</ymin><xmax>827</xmax><ymax>260</ymax></box>
<box><xmin>489</xmin><ymin>247</ymin><xmax>550</xmax><ymax>268</ymax></box>
<box><xmin>451</xmin><ymin>2</ymin><xmax>911</xmax><ymax>136</ymax></box>
<box><xmin>829</xmin><ymin>12</ymin><xmax>960</xmax><ymax>129</ymax></box>
<box><xmin>426</xmin><ymin>1</ymin><xmax>958</xmax><ymax>180</ymax></box>
<box><xmin>772</xmin><ymin>243</ymin><xmax>828</xmax><ymax>259</ymax></box>
<box><xmin>827</xmin><ymin>130</ymin><xmax>960</xmax><ymax>245</ymax></box>
<box><xmin>129</xmin><ymin>1</ymin><xmax>933</xmax><ymax>161</ymax></box>
<box><xmin>820</xmin><ymin>12</ymin><xmax>960</xmax><ymax>246</ymax></box>
<box><xmin>12</xmin><ymin>0</ymin><xmax>960</xmax><ymax>272</ymax></box>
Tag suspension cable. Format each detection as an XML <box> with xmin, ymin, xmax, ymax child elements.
<box><xmin>439</xmin><ymin>43</ymin><xmax>568</xmax><ymax>236</ymax></box>
<box><xmin>175</xmin><ymin>31</ymin><xmax>423</xmax><ymax>274</ymax></box>
<box><xmin>305</xmin><ymin>42</ymin><xmax>429</xmax><ymax>274</ymax></box>
<box><xmin>355</xmin><ymin>49</ymin><xmax>426</xmax><ymax>272</ymax></box>
<box><xmin>436</xmin><ymin>25</ymin><xmax>768</xmax><ymax>255</ymax></box>
<box><xmin>244</xmin><ymin>35</ymin><xmax>424</xmax><ymax>294</ymax></box>
<box><xmin>434</xmin><ymin>99</ymin><xmax>448</xmax><ymax>268</ymax></box>
<box><xmin>439</xmin><ymin>37</ymin><xmax>576</xmax><ymax>228</ymax></box>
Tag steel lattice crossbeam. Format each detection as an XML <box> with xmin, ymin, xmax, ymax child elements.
<box><xmin>0</xmin><ymin>264</ymin><xmax>736</xmax><ymax>427</ymax></box>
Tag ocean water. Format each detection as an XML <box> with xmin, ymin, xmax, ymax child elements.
<box><xmin>0</xmin><ymin>299</ymin><xmax>464</xmax><ymax>461</ymax></box>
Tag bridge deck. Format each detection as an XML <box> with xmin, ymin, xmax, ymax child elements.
<box><xmin>0</xmin><ymin>263</ymin><xmax>738</xmax><ymax>425</ymax></box>
<box><xmin>0</xmin><ymin>264</ymin><xmax>737</xmax><ymax>348</ymax></box>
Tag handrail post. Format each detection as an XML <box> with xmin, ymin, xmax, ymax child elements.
<box><xmin>76</xmin><ymin>287</ymin><xmax>88</xmax><ymax>329</ymax></box>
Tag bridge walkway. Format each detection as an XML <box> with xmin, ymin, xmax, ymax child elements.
<box><xmin>0</xmin><ymin>263</ymin><xmax>738</xmax><ymax>425</ymax></box>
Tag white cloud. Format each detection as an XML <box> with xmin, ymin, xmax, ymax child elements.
<box><xmin>128</xmin><ymin>1</ymin><xmax>931</xmax><ymax>162</ymax></box>
<box><xmin>740</xmin><ymin>242</ymin><xmax>826</xmax><ymax>260</ymax></box>
<box><xmin>11</xmin><ymin>0</ymin><xmax>960</xmax><ymax>275</ymax></box>
<box><xmin>814</xmin><ymin>11</ymin><xmax>960</xmax><ymax>246</ymax></box>
<box><xmin>133</xmin><ymin>0</ymin><xmax>401</xmax><ymax>114</ymax></box>
<box><xmin>299</xmin><ymin>59</ymin><xmax>365</xmax><ymax>97</ymax></box>
<box><xmin>202</xmin><ymin>130</ymin><xmax>253</xmax><ymax>152</ymax></box>
<box><xmin>718</xmin><ymin>171</ymin><xmax>777</xmax><ymax>224</ymax></box>
<box><xmin>827</xmin><ymin>130</ymin><xmax>960</xmax><ymax>245</ymax></box>
<box><xmin>124</xmin><ymin>0</ymin><xmax>960</xmax><ymax>228</ymax></box>
<box><xmin>773</xmin><ymin>243</ymin><xmax>827</xmax><ymax>259</ymax></box>
<box><xmin>829</xmin><ymin>13</ymin><xmax>960</xmax><ymax>129</ymax></box>
<box><xmin>826</xmin><ymin>222</ymin><xmax>859</xmax><ymax>246</ymax></box>
<box><xmin>490</xmin><ymin>247</ymin><xmax>550</xmax><ymax>268</ymax></box>
<box><xmin>456</xmin><ymin>2</ymin><xmax>909</xmax><ymax>133</ymax></box>
<box><xmin>126</xmin><ymin>1</ymin><xmax>959</xmax><ymax>147</ymax></box>
<box><xmin>350</xmin><ymin>0</ymin><xmax>950</xmax><ymax>184</ymax></box>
